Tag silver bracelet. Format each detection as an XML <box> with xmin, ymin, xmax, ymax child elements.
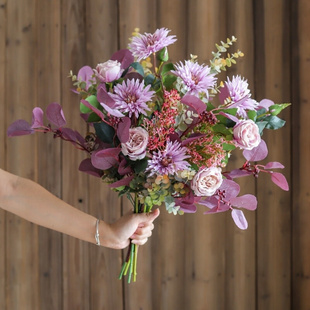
<box><xmin>95</xmin><ymin>219</ymin><xmax>100</xmax><ymax>246</ymax></box>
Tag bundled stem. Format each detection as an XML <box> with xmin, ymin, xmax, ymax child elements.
<box><xmin>119</xmin><ymin>193</ymin><xmax>144</xmax><ymax>283</ymax></box>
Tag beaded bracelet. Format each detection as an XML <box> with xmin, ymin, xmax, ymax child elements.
<box><xmin>95</xmin><ymin>219</ymin><xmax>100</xmax><ymax>246</ymax></box>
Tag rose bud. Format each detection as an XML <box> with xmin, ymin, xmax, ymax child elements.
<box><xmin>94</xmin><ymin>60</ymin><xmax>123</xmax><ymax>83</ymax></box>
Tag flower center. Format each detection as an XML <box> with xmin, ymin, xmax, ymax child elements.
<box><xmin>191</xmin><ymin>74</ymin><xmax>199</xmax><ymax>85</ymax></box>
<box><xmin>125</xmin><ymin>94</ymin><xmax>137</xmax><ymax>104</ymax></box>
<box><xmin>145</xmin><ymin>34</ymin><xmax>156</xmax><ymax>47</ymax></box>
<box><xmin>161</xmin><ymin>157</ymin><xmax>172</xmax><ymax>167</ymax></box>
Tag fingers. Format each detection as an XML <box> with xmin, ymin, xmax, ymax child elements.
<box><xmin>132</xmin><ymin>238</ymin><xmax>148</xmax><ymax>246</ymax></box>
<box><xmin>131</xmin><ymin>220</ymin><xmax>155</xmax><ymax>245</ymax></box>
<box><xmin>131</xmin><ymin>224</ymin><xmax>153</xmax><ymax>239</ymax></box>
<box><xmin>130</xmin><ymin>208</ymin><xmax>160</xmax><ymax>246</ymax></box>
<box><xmin>146</xmin><ymin>208</ymin><xmax>160</xmax><ymax>222</ymax></box>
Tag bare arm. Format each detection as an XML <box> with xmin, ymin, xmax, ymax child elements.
<box><xmin>0</xmin><ymin>168</ymin><xmax>159</xmax><ymax>249</ymax></box>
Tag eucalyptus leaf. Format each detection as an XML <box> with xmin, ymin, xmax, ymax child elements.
<box><xmin>256</xmin><ymin>108</ymin><xmax>267</xmax><ymax>117</ymax></box>
<box><xmin>131</xmin><ymin>158</ymin><xmax>148</xmax><ymax>173</ymax></box>
<box><xmin>144</xmin><ymin>74</ymin><xmax>156</xmax><ymax>86</ymax></box>
<box><xmin>256</xmin><ymin>121</ymin><xmax>268</xmax><ymax>134</ymax></box>
<box><xmin>264</xmin><ymin>115</ymin><xmax>286</xmax><ymax>130</ymax></box>
<box><xmin>94</xmin><ymin>122</ymin><xmax>115</xmax><ymax>144</ymax></box>
<box><xmin>130</xmin><ymin>62</ymin><xmax>145</xmax><ymax>77</ymax></box>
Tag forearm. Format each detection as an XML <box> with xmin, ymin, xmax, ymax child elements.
<box><xmin>0</xmin><ymin>169</ymin><xmax>158</xmax><ymax>249</ymax></box>
<box><xmin>0</xmin><ymin>169</ymin><xmax>100</xmax><ymax>244</ymax></box>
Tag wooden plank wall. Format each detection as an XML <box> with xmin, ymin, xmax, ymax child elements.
<box><xmin>0</xmin><ymin>0</ymin><xmax>309</xmax><ymax>309</ymax></box>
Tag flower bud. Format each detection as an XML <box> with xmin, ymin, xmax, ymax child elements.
<box><xmin>94</xmin><ymin>60</ymin><xmax>123</xmax><ymax>83</ymax></box>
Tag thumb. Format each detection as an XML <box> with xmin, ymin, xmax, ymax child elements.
<box><xmin>137</xmin><ymin>208</ymin><xmax>160</xmax><ymax>223</ymax></box>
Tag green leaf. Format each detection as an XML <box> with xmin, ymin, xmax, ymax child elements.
<box><xmin>87</xmin><ymin>112</ymin><xmax>102</xmax><ymax>123</ymax></box>
<box><xmin>216</xmin><ymin>114</ymin><xmax>236</xmax><ymax>127</ymax></box>
<box><xmin>256</xmin><ymin>108</ymin><xmax>267</xmax><ymax>117</ymax></box>
<box><xmin>157</xmin><ymin>47</ymin><xmax>169</xmax><ymax>62</ymax></box>
<box><xmin>144</xmin><ymin>74</ymin><xmax>156</xmax><ymax>86</ymax></box>
<box><xmin>131</xmin><ymin>158</ymin><xmax>148</xmax><ymax>174</ymax></box>
<box><xmin>207</xmin><ymin>102</ymin><xmax>216</xmax><ymax>111</ymax></box>
<box><xmin>269</xmin><ymin>103</ymin><xmax>291</xmax><ymax>116</ymax></box>
<box><xmin>223</xmin><ymin>108</ymin><xmax>238</xmax><ymax>116</ymax></box>
<box><xmin>216</xmin><ymin>44</ymin><xmax>227</xmax><ymax>52</ymax></box>
<box><xmin>130</xmin><ymin>62</ymin><xmax>145</xmax><ymax>77</ymax></box>
<box><xmin>247</xmin><ymin>110</ymin><xmax>257</xmax><ymax>121</ymax></box>
<box><xmin>264</xmin><ymin>116</ymin><xmax>286</xmax><ymax>130</ymax></box>
<box><xmin>163</xmin><ymin>74</ymin><xmax>177</xmax><ymax>91</ymax></box>
<box><xmin>115</xmin><ymin>185</ymin><xmax>125</xmax><ymax>191</ymax></box>
<box><xmin>223</xmin><ymin>143</ymin><xmax>236</xmax><ymax>151</ymax></box>
<box><xmin>80</xmin><ymin>95</ymin><xmax>100</xmax><ymax>113</ymax></box>
<box><xmin>212</xmin><ymin>124</ymin><xmax>232</xmax><ymax>135</ymax></box>
<box><xmin>93</xmin><ymin>122</ymin><xmax>115</xmax><ymax>144</ymax></box>
<box><xmin>161</xmin><ymin>63</ymin><xmax>174</xmax><ymax>75</ymax></box>
<box><xmin>256</xmin><ymin>121</ymin><xmax>268</xmax><ymax>134</ymax></box>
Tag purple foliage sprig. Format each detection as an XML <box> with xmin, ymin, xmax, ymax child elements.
<box><xmin>7</xmin><ymin>103</ymin><xmax>89</xmax><ymax>153</ymax></box>
<box><xmin>224</xmin><ymin>139</ymin><xmax>289</xmax><ymax>191</ymax></box>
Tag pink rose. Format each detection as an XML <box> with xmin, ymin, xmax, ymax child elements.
<box><xmin>191</xmin><ymin>167</ymin><xmax>223</xmax><ymax>196</ymax></box>
<box><xmin>233</xmin><ymin>119</ymin><xmax>261</xmax><ymax>150</ymax></box>
<box><xmin>121</xmin><ymin>127</ymin><xmax>149</xmax><ymax>161</ymax></box>
<box><xmin>94</xmin><ymin>60</ymin><xmax>123</xmax><ymax>83</ymax></box>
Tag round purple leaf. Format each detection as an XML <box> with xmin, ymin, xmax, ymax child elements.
<box><xmin>243</xmin><ymin>139</ymin><xmax>268</xmax><ymax>162</ymax></box>
<box><xmin>270</xmin><ymin>172</ymin><xmax>289</xmax><ymax>191</ymax></box>
<box><xmin>264</xmin><ymin>161</ymin><xmax>285</xmax><ymax>170</ymax></box>
<box><xmin>231</xmin><ymin>194</ymin><xmax>257</xmax><ymax>210</ymax></box>
<box><xmin>231</xmin><ymin>209</ymin><xmax>248</xmax><ymax>230</ymax></box>
<box><xmin>46</xmin><ymin>103</ymin><xmax>66</xmax><ymax>127</ymax></box>
<box><xmin>31</xmin><ymin>107</ymin><xmax>44</xmax><ymax>128</ymax></box>
<box><xmin>7</xmin><ymin>120</ymin><xmax>34</xmax><ymax>137</ymax></box>
<box><xmin>77</xmin><ymin>66</ymin><xmax>94</xmax><ymax>90</ymax></box>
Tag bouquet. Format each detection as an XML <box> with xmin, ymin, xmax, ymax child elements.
<box><xmin>8</xmin><ymin>28</ymin><xmax>289</xmax><ymax>283</ymax></box>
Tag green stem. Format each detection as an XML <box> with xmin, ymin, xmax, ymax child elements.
<box><xmin>133</xmin><ymin>244</ymin><xmax>138</xmax><ymax>282</ymax></box>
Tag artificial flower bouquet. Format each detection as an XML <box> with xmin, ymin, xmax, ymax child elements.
<box><xmin>8</xmin><ymin>28</ymin><xmax>289</xmax><ymax>282</ymax></box>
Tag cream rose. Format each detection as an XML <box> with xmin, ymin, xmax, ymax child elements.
<box><xmin>94</xmin><ymin>60</ymin><xmax>123</xmax><ymax>83</ymax></box>
<box><xmin>191</xmin><ymin>167</ymin><xmax>223</xmax><ymax>197</ymax></box>
<box><xmin>233</xmin><ymin>119</ymin><xmax>261</xmax><ymax>150</ymax></box>
<box><xmin>121</xmin><ymin>127</ymin><xmax>148</xmax><ymax>161</ymax></box>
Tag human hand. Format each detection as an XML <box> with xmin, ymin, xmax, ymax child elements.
<box><xmin>101</xmin><ymin>208</ymin><xmax>160</xmax><ymax>249</ymax></box>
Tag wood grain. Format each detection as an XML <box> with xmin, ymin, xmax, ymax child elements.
<box><xmin>0</xmin><ymin>0</ymin><xmax>6</xmax><ymax>309</ymax></box>
<box><xmin>5</xmin><ymin>0</ymin><xmax>40</xmax><ymax>309</ymax></box>
<box><xmin>61</xmin><ymin>1</ymin><xmax>90</xmax><ymax>309</ymax></box>
<box><xmin>35</xmin><ymin>1</ymin><xmax>63</xmax><ymax>310</ymax></box>
<box><xmin>255</xmin><ymin>0</ymin><xmax>292</xmax><ymax>309</ymax></box>
<box><xmin>86</xmin><ymin>3</ymin><xmax>124</xmax><ymax>309</ymax></box>
<box><xmin>292</xmin><ymin>0</ymin><xmax>310</xmax><ymax>309</ymax></box>
<box><xmin>0</xmin><ymin>0</ymin><xmax>307</xmax><ymax>309</ymax></box>
<box><xmin>224</xmin><ymin>1</ymin><xmax>256</xmax><ymax>309</ymax></box>
<box><xmin>184</xmin><ymin>1</ymin><xmax>228</xmax><ymax>309</ymax></box>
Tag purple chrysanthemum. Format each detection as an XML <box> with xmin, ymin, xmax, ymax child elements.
<box><xmin>110</xmin><ymin>79</ymin><xmax>155</xmax><ymax>118</ymax></box>
<box><xmin>128</xmin><ymin>28</ymin><xmax>177</xmax><ymax>61</ymax></box>
<box><xmin>147</xmin><ymin>141</ymin><xmax>190</xmax><ymax>176</ymax></box>
<box><xmin>223</xmin><ymin>75</ymin><xmax>258</xmax><ymax>118</ymax></box>
<box><xmin>172</xmin><ymin>60</ymin><xmax>217</xmax><ymax>98</ymax></box>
